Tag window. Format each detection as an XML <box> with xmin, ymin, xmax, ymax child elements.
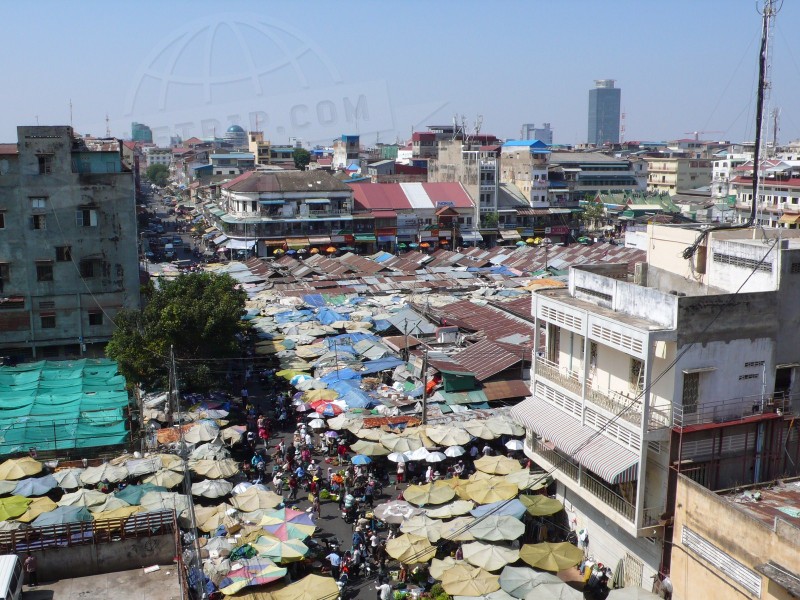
<box><xmin>0</xmin><ymin>212</ymin><xmax>5</xmax><ymax>229</ymax></box>
<box><xmin>31</xmin><ymin>214</ymin><xmax>46</xmax><ymax>230</ymax></box>
<box><xmin>40</xmin><ymin>312</ymin><xmax>56</xmax><ymax>329</ymax></box>
<box><xmin>36</xmin><ymin>262</ymin><xmax>53</xmax><ymax>282</ymax></box>
<box><xmin>682</xmin><ymin>372</ymin><xmax>699</xmax><ymax>415</ymax></box>
<box><xmin>56</xmin><ymin>246</ymin><xmax>72</xmax><ymax>262</ymax></box>
<box><xmin>88</xmin><ymin>310</ymin><xmax>103</xmax><ymax>326</ymax></box>
<box><xmin>37</xmin><ymin>154</ymin><xmax>53</xmax><ymax>174</ymax></box>
<box><xmin>75</xmin><ymin>208</ymin><xmax>98</xmax><ymax>227</ymax></box>
<box><xmin>80</xmin><ymin>260</ymin><xmax>96</xmax><ymax>278</ymax></box>
<box><xmin>30</xmin><ymin>197</ymin><xmax>47</xmax><ymax>211</ymax></box>
<box><xmin>0</xmin><ymin>263</ymin><xmax>8</xmax><ymax>292</ymax></box>
<box><xmin>629</xmin><ymin>358</ymin><xmax>644</xmax><ymax>392</ymax></box>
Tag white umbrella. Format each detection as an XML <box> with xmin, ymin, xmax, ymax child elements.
<box><xmin>144</xmin><ymin>469</ymin><xmax>184</xmax><ymax>489</ymax></box>
<box><xmin>485</xmin><ymin>417</ymin><xmax>525</xmax><ymax>437</ymax></box>
<box><xmin>462</xmin><ymin>541</ymin><xmax>519</xmax><ymax>571</ymax></box>
<box><xmin>190</xmin><ymin>441</ymin><xmax>231</xmax><ymax>461</ymax></box>
<box><xmin>140</xmin><ymin>491</ymin><xmax>190</xmax><ymax>514</ymax></box>
<box><xmin>58</xmin><ymin>488</ymin><xmax>108</xmax><ymax>508</ymax></box>
<box><xmin>445</xmin><ymin>445</ymin><xmax>466</xmax><ymax>458</ymax></box>
<box><xmin>80</xmin><ymin>463</ymin><xmax>129</xmax><ymax>485</ymax></box>
<box><xmin>505</xmin><ymin>440</ymin><xmax>524</xmax><ymax>451</ymax></box>
<box><xmin>184</xmin><ymin>421</ymin><xmax>221</xmax><ymax>444</ymax></box>
<box><xmin>454</xmin><ymin>591</ymin><xmax>516</xmax><ymax>600</ymax></box>
<box><xmin>405</xmin><ymin>447</ymin><xmax>431</xmax><ymax>461</ymax></box>
<box><xmin>191</xmin><ymin>480</ymin><xmax>233</xmax><ymax>499</ymax></box>
<box><xmin>89</xmin><ymin>495</ymin><xmax>132</xmax><ymax>514</ymax></box>
<box><xmin>387</xmin><ymin>452</ymin><xmax>410</xmax><ymax>463</ymax></box>
<box><xmin>308</xmin><ymin>419</ymin><xmax>326</xmax><ymax>429</ymax></box>
<box><xmin>499</xmin><ymin>566</ymin><xmax>563</xmax><ymax>599</ymax></box>
<box><xmin>426</xmin><ymin>452</ymin><xmax>447</xmax><ymax>463</ymax></box>
<box><xmin>125</xmin><ymin>457</ymin><xmax>163</xmax><ymax>477</ymax></box>
<box><xmin>426</xmin><ymin>500</ymin><xmax>475</xmax><ymax>519</ymax></box>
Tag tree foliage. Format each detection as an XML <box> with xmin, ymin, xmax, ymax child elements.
<box><xmin>481</xmin><ymin>211</ymin><xmax>499</xmax><ymax>228</ymax></box>
<box><xmin>107</xmin><ymin>272</ymin><xmax>247</xmax><ymax>391</ymax></box>
<box><xmin>145</xmin><ymin>164</ymin><xmax>169</xmax><ymax>187</ymax></box>
<box><xmin>292</xmin><ymin>148</ymin><xmax>311</xmax><ymax>171</ymax></box>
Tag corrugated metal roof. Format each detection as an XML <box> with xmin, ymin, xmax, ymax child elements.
<box><xmin>481</xmin><ymin>379</ymin><xmax>531</xmax><ymax>401</ymax></box>
<box><xmin>453</xmin><ymin>339</ymin><xmax>523</xmax><ymax>382</ymax></box>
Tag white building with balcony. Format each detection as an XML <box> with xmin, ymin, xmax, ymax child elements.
<box><xmin>500</xmin><ymin>140</ymin><xmax>550</xmax><ymax>207</ymax></box>
<box><xmin>512</xmin><ymin>223</ymin><xmax>800</xmax><ymax>588</ymax></box>
<box><xmin>731</xmin><ymin>159</ymin><xmax>800</xmax><ymax>228</ymax></box>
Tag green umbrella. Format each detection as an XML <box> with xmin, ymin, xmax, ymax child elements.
<box><xmin>519</xmin><ymin>542</ymin><xmax>585</xmax><ymax>572</ymax></box>
<box><xmin>0</xmin><ymin>496</ymin><xmax>31</xmax><ymax>520</ymax></box>
<box><xmin>519</xmin><ymin>494</ymin><xmax>564</xmax><ymax>517</ymax></box>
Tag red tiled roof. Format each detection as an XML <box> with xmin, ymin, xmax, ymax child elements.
<box><xmin>0</xmin><ymin>144</ymin><xmax>18</xmax><ymax>155</ymax></box>
<box><xmin>421</xmin><ymin>182</ymin><xmax>474</xmax><ymax>208</ymax></box>
<box><xmin>350</xmin><ymin>183</ymin><xmax>413</xmax><ymax>211</ymax></box>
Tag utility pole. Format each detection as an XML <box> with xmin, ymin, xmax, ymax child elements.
<box><xmin>420</xmin><ymin>349</ymin><xmax>429</xmax><ymax>424</ymax></box>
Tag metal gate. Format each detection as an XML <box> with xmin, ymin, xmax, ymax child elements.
<box><xmin>623</xmin><ymin>552</ymin><xmax>643</xmax><ymax>588</ymax></box>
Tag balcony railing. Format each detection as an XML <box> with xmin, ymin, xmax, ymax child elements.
<box><xmin>673</xmin><ymin>391</ymin><xmax>796</xmax><ymax>428</ymax></box>
<box><xmin>536</xmin><ymin>357</ymin><xmax>582</xmax><ymax>396</ymax></box>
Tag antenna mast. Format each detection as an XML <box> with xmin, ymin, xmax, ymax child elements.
<box><xmin>69</xmin><ymin>99</ymin><xmax>73</xmax><ymax>128</ymax></box>
<box><xmin>105</xmin><ymin>114</ymin><xmax>111</xmax><ymax>137</ymax></box>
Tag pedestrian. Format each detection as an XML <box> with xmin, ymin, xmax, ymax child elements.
<box><xmin>288</xmin><ymin>475</ymin><xmax>298</xmax><ymax>501</ymax></box>
<box><xmin>482</xmin><ymin>443</ymin><xmax>492</xmax><ymax>456</ymax></box>
<box><xmin>395</xmin><ymin>461</ymin><xmax>405</xmax><ymax>489</ymax></box>
<box><xmin>375</xmin><ymin>577</ymin><xmax>392</xmax><ymax>600</ymax></box>
<box><xmin>313</xmin><ymin>494</ymin><xmax>321</xmax><ymax>518</ymax></box>
<box><xmin>24</xmin><ymin>552</ymin><xmax>37</xmax><ymax>587</ymax></box>
<box><xmin>241</xmin><ymin>386</ymin><xmax>249</xmax><ymax>403</ymax></box>
<box><xmin>425</xmin><ymin>465</ymin><xmax>434</xmax><ymax>483</ymax></box>
<box><xmin>353</xmin><ymin>527</ymin><xmax>364</xmax><ymax>550</ymax></box>
<box><xmin>369</xmin><ymin>531</ymin><xmax>379</xmax><ymax>557</ymax></box>
<box><xmin>327</xmin><ymin>550</ymin><xmax>341</xmax><ymax>581</ymax></box>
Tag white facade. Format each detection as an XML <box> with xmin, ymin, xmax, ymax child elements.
<box><xmin>144</xmin><ymin>147</ymin><xmax>172</xmax><ymax>168</ymax></box>
<box><xmin>711</xmin><ymin>153</ymin><xmax>751</xmax><ymax>199</ymax></box>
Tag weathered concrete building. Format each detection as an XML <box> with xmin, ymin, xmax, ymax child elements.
<box><xmin>0</xmin><ymin>126</ymin><xmax>140</xmax><ymax>359</ymax></box>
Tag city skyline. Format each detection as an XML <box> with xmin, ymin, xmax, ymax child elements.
<box><xmin>3</xmin><ymin>1</ymin><xmax>800</xmax><ymax>146</ymax></box>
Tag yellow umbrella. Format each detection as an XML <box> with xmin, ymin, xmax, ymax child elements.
<box><xmin>350</xmin><ymin>440</ymin><xmax>390</xmax><ymax>457</ymax></box>
<box><xmin>252</xmin><ymin>536</ymin><xmax>309</xmax><ymax>563</ymax></box>
<box><xmin>461</xmin><ymin>421</ymin><xmax>498</xmax><ymax>440</ymax></box>
<box><xmin>276</xmin><ymin>369</ymin><xmax>307</xmax><ymax>380</ymax></box>
<box><xmin>354</xmin><ymin>428</ymin><xmax>384</xmax><ymax>442</ymax></box>
<box><xmin>403</xmin><ymin>481</ymin><xmax>456</xmax><ymax>507</ymax></box>
<box><xmin>505</xmin><ymin>470</ymin><xmax>552</xmax><ymax>491</ymax></box>
<box><xmin>380</xmin><ymin>433</ymin><xmax>424</xmax><ymax>453</ymax></box>
<box><xmin>440</xmin><ymin>564</ymin><xmax>500</xmax><ymax>596</ymax></box>
<box><xmin>519</xmin><ymin>494</ymin><xmax>564</xmax><ymax>517</ymax></box>
<box><xmin>230</xmin><ymin>488</ymin><xmax>284</xmax><ymax>512</ymax></box>
<box><xmin>462</xmin><ymin>541</ymin><xmax>519</xmax><ymax>571</ymax></box>
<box><xmin>425</xmin><ymin>500</ymin><xmax>474</xmax><ymax>519</ymax></box>
<box><xmin>189</xmin><ymin>459</ymin><xmax>239</xmax><ymax>479</ymax></box>
<box><xmin>15</xmin><ymin>496</ymin><xmax>56</xmax><ymax>523</ymax></box>
<box><xmin>153</xmin><ymin>453</ymin><xmax>185</xmax><ymax>472</ymax></box>
<box><xmin>430</xmin><ymin>557</ymin><xmax>468</xmax><ymax>579</ymax></box>
<box><xmin>468</xmin><ymin>515</ymin><xmax>525</xmax><ymax>542</ymax></box>
<box><xmin>144</xmin><ymin>469</ymin><xmax>184</xmax><ymax>489</ymax></box>
<box><xmin>474</xmin><ymin>455</ymin><xmax>524</xmax><ymax>476</ymax></box>
<box><xmin>0</xmin><ymin>457</ymin><xmax>42</xmax><ymax>481</ymax></box>
<box><xmin>425</xmin><ymin>426</ymin><xmax>472</xmax><ymax>447</ymax></box>
<box><xmin>385</xmin><ymin>534</ymin><xmax>436</xmax><ymax>564</ymax></box>
<box><xmin>92</xmin><ymin>505</ymin><xmax>143</xmax><ymax>520</ymax></box>
<box><xmin>193</xmin><ymin>503</ymin><xmax>236</xmax><ymax>533</ymax></box>
<box><xmin>399</xmin><ymin>515</ymin><xmax>443</xmax><ymax>542</ymax></box>
<box><xmin>303</xmin><ymin>389</ymin><xmax>338</xmax><ymax>402</ymax></box>
<box><xmin>464</xmin><ymin>478</ymin><xmax>519</xmax><ymax>504</ymax></box>
<box><xmin>271</xmin><ymin>574</ymin><xmax>339</xmax><ymax>600</ymax></box>
<box><xmin>0</xmin><ymin>496</ymin><xmax>32</xmax><ymax>520</ymax></box>
<box><xmin>519</xmin><ymin>542</ymin><xmax>585</xmax><ymax>572</ymax></box>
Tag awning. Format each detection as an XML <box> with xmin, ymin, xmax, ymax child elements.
<box><xmin>377</xmin><ymin>235</ymin><xmax>394</xmax><ymax>242</ymax></box>
<box><xmin>460</xmin><ymin>230</ymin><xmax>483</xmax><ymax>242</ymax></box>
<box><xmin>285</xmin><ymin>237</ymin><xmax>309</xmax><ymax>249</ymax></box>
<box><xmin>259</xmin><ymin>200</ymin><xmax>284</xmax><ymax>205</ymax></box>
<box><xmin>355</xmin><ymin>234</ymin><xmax>376</xmax><ymax>242</ymax></box>
<box><xmin>511</xmin><ymin>397</ymin><xmax>639</xmax><ymax>484</ymax></box>
<box><xmin>263</xmin><ymin>239</ymin><xmax>285</xmax><ymax>247</ymax></box>
<box><xmin>226</xmin><ymin>239</ymin><xmax>257</xmax><ymax>250</ymax></box>
<box><xmin>305</xmin><ymin>199</ymin><xmax>330</xmax><ymax>204</ymax></box>
<box><xmin>212</xmin><ymin>234</ymin><xmax>229</xmax><ymax>245</ymax></box>
<box><xmin>308</xmin><ymin>236</ymin><xmax>332</xmax><ymax>245</ymax></box>
<box><xmin>204</xmin><ymin>226</ymin><xmax>217</xmax><ymax>234</ymax></box>
<box><xmin>372</xmin><ymin>210</ymin><xmax>397</xmax><ymax>218</ymax></box>
<box><xmin>778</xmin><ymin>213</ymin><xmax>800</xmax><ymax>224</ymax></box>
<box><xmin>499</xmin><ymin>229</ymin><xmax>521</xmax><ymax>241</ymax></box>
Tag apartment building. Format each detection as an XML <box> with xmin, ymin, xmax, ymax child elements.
<box><xmin>332</xmin><ymin>135</ymin><xmax>360</xmax><ymax>170</ymax></box>
<box><xmin>512</xmin><ymin>224</ymin><xmax>800</xmax><ymax>587</ymax></box>
<box><xmin>645</xmin><ymin>154</ymin><xmax>712</xmax><ymax>195</ymax></box>
<box><xmin>500</xmin><ymin>140</ymin><xmax>550</xmax><ymax>207</ymax></box>
<box><xmin>247</xmin><ymin>131</ymin><xmax>296</xmax><ymax>167</ymax></box>
<box><xmin>730</xmin><ymin>159</ymin><xmax>800</xmax><ymax>228</ymax></box>
<box><xmin>547</xmin><ymin>152</ymin><xmax>639</xmax><ymax>207</ymax></box>
<box><xmin>0</xmin><ymin>126</ymin><xmax>140</xmax><ymax>360</ymax></box>
<box><xmin>143</xmin><ymin>147</ymin><xmax>172</xmax><ymax>168</ymax></box>
<box><xmin>711</xmin><ymin>151</ymin><xmax>751</xmax><ymax>199</ymax></box>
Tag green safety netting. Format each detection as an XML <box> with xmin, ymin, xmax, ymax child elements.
<box><xmin>0</xmin><ymin>359</ymin><xmax>131</xmax><ymax>456</ymax></box>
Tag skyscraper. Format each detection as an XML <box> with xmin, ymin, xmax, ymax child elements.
<box><xmin>587</xmin><ymin>80</ymin><xmax>621</xmax><ymax>145</ymax></box>
<box><xmin>131</xmin><ymin>122</ymin><xmax>153</xmax><ymax>143</ymax></box>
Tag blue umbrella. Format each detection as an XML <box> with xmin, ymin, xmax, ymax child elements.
<box><xmin>470</xmin><ymin>498</ymin><xmax>527</xmax><ymax>520</ymax></box>
<box><xmin>31</xmin><ymin>505</ymin><xmax>92</xmax><ymax>527</ymax></box>
<box><xmin>115</xmin><ymin>483</ymin><xmax>169</xmax><ymax>506</ymax></box>
<box><xmin>352</xmin><ymin>455</ymin><xmax>372</xmax><ymax>465</ymax></box>
<box><xmin>13</xmin><ymin>475</ymin><xmax>58</xmax><ymax>497</ymax></box>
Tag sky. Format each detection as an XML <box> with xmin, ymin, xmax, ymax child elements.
<box><xmin>4</xmin><ymin>1</ymin><xmax>800</xmax><ymax>147</ymax></box>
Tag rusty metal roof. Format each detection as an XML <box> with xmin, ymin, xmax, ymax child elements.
<box><xmin>720</xmin><ymin>477</ymin><xmax>800</xmax><ymax>530</ymax></box>
<box><xmin>482</xmin><ymin>379</ymin><xmax>531</xmax><ymax>401</ymax></box>
<box><xmin>452</xmin><ymin>339</ymin><xmax>524</xmax><ymax>382</ymax></box>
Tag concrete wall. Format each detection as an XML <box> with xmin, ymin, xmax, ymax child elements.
<box><xmin>671</xmin><ymin>475</ymin><xmax>800</xmax><ymax>600</ymax></box>
<box><xmin>24</xmin><ymin>534</ymin><xmax>176</xmax><ymax>581</ymax></box>
<box><xmin>675</xmin><ymin>292</ymin><xmax>776</xmax><ymax>347</ymax></box>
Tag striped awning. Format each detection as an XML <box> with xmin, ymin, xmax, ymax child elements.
<box><xmin>285</xmin><ymin>237</ymin><xmax>309</xmax><ymax>249</ymax></box>
<box><xmin>499</xmin><ymin>229</ymin><xmax>521</xmax><ymax>241</ymax></box>
<box><xmin>511</xmin><ymin>397</ymin><xmax>639</xmax><ymax>484</ymax></box>
<box><xmin>778</xmin><ymin>213</ymin><xmax>800</xmax><ymax>224</ymax></box>
<box><xmin>308</xmin><ymin>236</ymin><xmax>332</xmax><ymax>245</ymax></box>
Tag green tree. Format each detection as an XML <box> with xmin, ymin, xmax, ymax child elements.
<box><xmin>145</xmin><ymin>164</ymin><xmax>169</xmax><ymax>187</ymax></box>
<box><xmin>481</xmin><ymin>211</ymin><xmax>499</xmax><ymax>228</ymax></box>
<box><xmin>292</xmin><ymin>148</ymin><xmax>311</xmax><ymax>171</ymax></box>
<box><xmin>107</xmin><ymin>272</ymin><xmax>247</xmax><ymax>391</ymax></box>
<box><xmin>581</xmin><ymin>200</ymin><xmax>605</xmax><ymax>229</ymax></box>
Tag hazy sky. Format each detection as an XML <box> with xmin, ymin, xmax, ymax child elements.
<box><xmin>4</xmin><ymin>1</ymin><xmax>800</xmax><ymax>147</ymax></box>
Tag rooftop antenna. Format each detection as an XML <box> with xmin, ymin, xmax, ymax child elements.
<box><xmin>69</xmin><ymin>99</ymin><xmax>73</xmax><ymax>128</ymax></box>
<box><xmin>770</xmin><ymin>107</ymin><xmax>780</xmax><ymax>154</ymax></box>
<box><xmin>620</xmin><ymin>106</ymin><xmax>626</xmax><ymax>143</ymax></box>
<box><xmin>105</xmin><ymin>114</ymin><xmax>111</xmax><ymax>138</ymax></box>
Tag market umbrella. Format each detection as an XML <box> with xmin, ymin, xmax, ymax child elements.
<box><xmin>230</xmin><ymin>488</ymin><xmax>283</xmax><ymax>512</ymax></box>
<box><xmin>522</xmin><ymin>582</ymin><xmax>583</xmax><ymax>599</ymax></box>
<box><xmin>469</xmin><ymin>515</ymin><xmax>525</xmax><ymax>542</ymax></box>
<box><xmin>219</xmin><ymin>559</ymin><xmax>287</xmax><ymax>595</ymax></box>
<box><xmin>464</xmin><ymin>478</ymin><xmax>519</xmax><ymax>505</ymax></box>
<box><xmin>252</xmin><ymin>536</ymin><xmax>309</xmax><ymax>563</ymax></box>
<box><xmin>355</xmin><ymin>428</ymin><xmax>385</xmax><ymax>441</ymax></box>
<box><xmin>426</xmin><ymin>426</ymin><xmax>472</xmax><ymax>447</ymax></box>
<box><xmin>373</xmin><ymin>500</ymin><xmax>423</xmax><ymax>524</ymax></box>
<box><xmin>426</xmin><ymin>451</ymin><xmax>447</xmax><ymax>463</ymax></box>
<box><xmin>58</xmin><ymin>488</ymin><xmax>108</xmax><ymax>508</ymax></box>
<box><xmin>462</xmin><ymin>541</ymin><xmax>520</xmax><ymax>571</ymax></box>
<box><xmin>426</xmin><ymin>500</ymin><xmax>474</xmax><ymax>519</ymax></box>
<box><xmin>505</xmin><ymin>440</ymin><xmax>525</xmax><ymax>451</ymax></box>
<box><xmin>115</xmin><ymin>483</ymin><xmax>168</xmax><ymax>505</ymax></box>
<box><xmin>0</xmin><ymin>481</ymin><xmax>17</xmax><ymax>495</ymax></box>
<box><xmin>499</xmin><ymin>566</ymin><xmax>563</xmax><ymax>598</ymax></box>
<box><xmin>486</xmin><ymin>417</ymin><xmax>525</xmax><ymax>437</ymax></box>
<box><xmin>405</xmin><ymin>447</ymin><xmax>431</xmax><ymax>461</ymax></box>
<box><xmin>52</xmin><ymin>468</ymin><xmax>85</xmax><ymax>490</ymax></box>
<box><xmin>607</xmin><ymin>588</ymin><xmax>663</xmax><ymax>599</ymax></box>
<box><xmin>351</xmin><ymin>440</ymin><xmax>390</xmax><ymax>456</ymax></box>
<box><xmin>189</xmin><ymin>459</ymin><xmax>239</xmax><ymax>479</ymax></box>
<box><xmin>16</xmin><ymin>496</ymin><xmax>57</xmax><ymax>523</ymax></box>
<box><xmin>441</xmin><ymin>564</ymin><xmax>500</xmax><ymax>596</ymax></box>
<box><xmin>462</xmin><ymin>421</ymin><xmax>498</xmax><ymax>440</ymax></box>
<box><xmin>89</xmin><ymin>495</ymin><xmax>132</xmax><ymax>514</ymax></box>
<box><xmin>519</xmin><ymin>494</ymin><xmax>564</xmax><ymax>517</ymax></box>
<box><xmin>307</xmin><ymin>418</ymin><xmax>327</xmax><ymax>429</ymax></box>
<box><xmin>474</xmin><ymin>455</ymin><xmax>524</xmax><ymax>476</ymax></box>
<box><xmin>506</xmin><ymin>471</ymin><xmax>551</xmax><ymax>492</ymax></box>
<box><xmin>519</xmin><ymin>542</ymin><xmax>585</xmax><ymax>572</ymax></box>
<box><xmin>400</xmin><ymin>515</ymin><xmax>443</xmax><ymax>542</ymax></box>
<box><xmin>153</xmin><ymin>453</ymin><xmax>185</xmax><ymax>472</ymax></box>
<box><xmin>470</xmin><ymin>499</ymin><xmax>527</xmax><ymax>520</ymax></box>
<box><xmin>185</xmin><ymin>420</ymin><xmax>221</xmax><ymax>444</ymax></box>
<box><xmin>0</xmin><ymin>457</ymin><xmax>42</xmax><ymax>481</ymax></box>
<box><xmin>258</xmin><ymin>507</ymin><xmax>316</xmax><ymax>527</ymax></box>
<box><xmin>380</xmin><ymin>433</ymin><xmax>424</xmax><ymax>453</ymax></box>
<box><xmin>454</xmin><ymin>591</ymin><xmax>516</xmax><ymax>600</ymax></box>
<box><xmin>304</xmin><ymin>389</ymin><xmax>338</xmax><ymax>402</ymax></box>
<box><xmin>430</xmin><ymin>557</ymin><xmax>468</xmax><ymax>579</ymax></box>
<box><xmin>315</xmin><ymin>402</ymin><xmax>344</xmax><ymax>417</ymax></box>
<box><xmin>13</xmin><ymin>475</ymin><xmax>57</xmax><ymax>497</ymax></box>
<box><xmin>139</xmin><ymin>491</ymin><xmax>190</xmax><ymax>515</ymax></box>
<box><xmin>0</xmin><ymin>496</ymin><xmax>31</xmax><ymax>520</ymax></box>
<box><xmin>445</xmin><ymin>445</ymin><xmax>467</xmax><ymax>458</ymax></box>
<box><xmin>189</xmin><ymin>441</ymin><xmax>231</xmax><ymax>461</ymax></box>
<box><xmin>351</xmin><ymin>455</ymin><xmax>372</xmax><ymax>465</ymax></box>
<box><xmin>93</xmin><ymin>505</ymin><xmax>143</xmax><ymax>521</ymax></box>
<box><xmin>191</xmin><ymin>479</ymin><xmax>234</xmax><ymax>499</ymax></box>
<box><xmin>31</xmin><ymin>505</ymin><xmax>92</xmax><ymax>527</ymax></box>
<box><xmin>387</xmin><ymin>452</ymin><xmax>410</xmax><ymax>463</ymax></box>
<box><xmin>261</xmin><ymin>522</ymin><xmax>315</xmax><ymax>541</ymax></box>
<box><xmin>125</xmin><ymin>456</ymin><xmax>163</xmax><ymax>477</ymax></box>
<box><xmin>271</xmin><ymin>573</ymin><xmax>339</xmax><ymax>600</ymax></box>
<box><xmin>385</xmin><ymin>533</ymin><xmax>436</xmax><ymax>564</ymax></box>
<box><xmin>144</xmin><ymin>469</ymin><xmax>184</xmax><ymax>489</ymax></box>
<box><xmin>220</xmin><ymin>425</ymin><xmax>246</xmax><ymax>445</ymax></box>
<box><xmin>80</xmin><ymin>463</ymin><xmax>129</xmax><ymax>485</ymax></box>
<box><xmin>192</xmin><ymin>503</ymin><xmax>235</xmax><ymax>533</ymax></box>
<box><xmin>403</xmin><ymin>481</ymin><xmax>456</xmax><ymax>506</ymax></box>
<box><xmin>439</xmin><ymin>516</ymin><xmax>477</xmax><ymax>542</ymax></box>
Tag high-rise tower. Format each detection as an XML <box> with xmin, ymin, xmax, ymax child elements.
<box><xmin>587</xmin><ymin>79</ymin><xmax>621</xmax><ymax>145</ymax></box>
